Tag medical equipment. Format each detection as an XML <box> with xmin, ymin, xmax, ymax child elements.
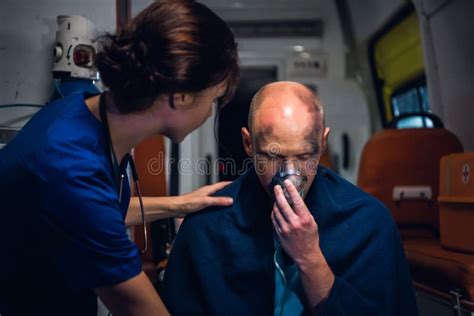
<box><xmin>52</xmin><ymin>15</ymin><xmax>98</xmax><ymax>80</ymax></box>
<box><xmin>51</xmin><ymin>15</ymin><xmax>100</xmax><ymax>101</ymax></box>
<box><xmin>274</xmin><ymin>243</ymin><xmax>289</xmax><ymax>316</ymax></box>
<box><xmin>270</xmin><ymin>160</ymin><xmax>307</xmax><ymax>204</ymax></box>
<box><xmin>99</xmin><ymin>93</ymin><xmax>148</xmax><ymax>254</ymax></box>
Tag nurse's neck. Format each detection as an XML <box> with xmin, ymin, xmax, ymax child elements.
<box><xmin>85</xmin><ymin>94</ymin><xmax>167</xmax><ymax>162</ymax></box>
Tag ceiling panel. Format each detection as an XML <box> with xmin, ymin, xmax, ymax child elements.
<box><xmin>201</xmin><ymin>0</ymin><xmax>321</xmax><ymax>10</ymax></box>
<box><xmin>201</xmin><ymin>0</ymin><xmax>322</xmax><ymax>21</ymax></box>
<box><xmin>133</xmin><ymin>0</ymin><xmax>322</xmax><ymax>21</ymax></box>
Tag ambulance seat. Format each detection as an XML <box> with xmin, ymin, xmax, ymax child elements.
<box><xmin>357</xmin><ymin>127</ymin><xmax>474</xmax><ymax>311</ymax></box>
<box><xmin>357</xmin><ymin>127</ymin><xmax>463</xmax><ymax>239</ymax></box>
<box><xmin>404</xmin><ymin>238</ymin><xmax>474</xmax><ymax>307</ymax></box>
<box><xmin>404</xmin><ymin>152</ymin><xmax>474</xmax><ymax>311</ymax></box>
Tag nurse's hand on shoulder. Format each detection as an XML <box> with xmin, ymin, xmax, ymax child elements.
<box><xmin>126</xmin><ymin>181</ymin><xmax>233</xmax><ymax>226</ymax></box>
<box><xmin>174</xmin><ymin>181</ymin><xmax>234</xmax><ymax>216</ymax></box>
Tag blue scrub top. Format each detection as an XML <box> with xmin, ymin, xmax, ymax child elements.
<box><xmin>0</xmin><ymin>93</ymin><xmax>142</xmax><ymax>315</ymax></box>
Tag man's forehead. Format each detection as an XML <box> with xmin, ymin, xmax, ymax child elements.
<box><xmin>254</xmin><ymin>129</ymin><xmax>321</xmax><ymax>153</ymax></box>
<box><xmin>253</xmin><ymin>117</ymin><xmax>322</xmax><ymax>141</ymax></box>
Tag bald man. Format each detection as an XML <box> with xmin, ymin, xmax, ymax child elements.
<box><xmin>162</xmin><ymin>82</ymin><xmax>418</xmax><ymax>315</ymax></box>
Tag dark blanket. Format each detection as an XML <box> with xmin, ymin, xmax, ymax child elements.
<box><xmin>162</xmin><ymin>166</ymin><xmax>418</xmax><ymax>316</ymax></box>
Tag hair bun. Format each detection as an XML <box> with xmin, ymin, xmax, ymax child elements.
<box><xmin>94</xmin><ymin>0</ymin><xmax>239</xmax><ymax>113</ymax></box>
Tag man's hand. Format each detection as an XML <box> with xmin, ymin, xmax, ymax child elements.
<box><xmin>271</xmin><ymin>179</ymin><xmax>335</xmax><ymax>307</ymax></box>
<box><xmin>271</xmin><ymin>179</ymin><xmax>320</xmax><ymax>265</ymax></box>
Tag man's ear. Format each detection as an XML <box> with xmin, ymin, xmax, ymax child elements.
<box><xmin>241</xmin><ymin>127</ymin><xmax>254</xmax><ymax>157</ymax></box>
<box><xmin>322</xmin><ymin>127</ymin><xmax>331</xmax><ymax>151</ymax></box>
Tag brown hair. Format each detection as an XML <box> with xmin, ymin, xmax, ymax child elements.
<box><xmin>95</xmin><ymin>0</ymin><xmax>239</xmax><ymax>113</ymax></box>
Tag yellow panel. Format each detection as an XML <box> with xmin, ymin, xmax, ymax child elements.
<box><xmin>374</xmin><ymin>12</ymin><xmax>425</xmax><ymax>121</ymax></box>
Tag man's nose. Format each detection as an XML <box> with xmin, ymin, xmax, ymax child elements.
<box><xmin>279</xmin><ymin>159</ymin><xmax>301</xmax><ymax>174</ymax></box>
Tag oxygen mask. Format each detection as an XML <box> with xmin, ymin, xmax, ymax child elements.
<box><xmin>270</xmin><ymin>160</ymin><xmax>307</xmax><ymax>203</ymax></box>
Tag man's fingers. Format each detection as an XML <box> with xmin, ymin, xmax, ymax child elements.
<box><xmin>271</xmin><ymin>211</ymin><xmax>283</xmax><ymax>237</ymax></box>
<box><xmin>283</xmin><ymin>180</ymin><xmax>307</xmax><ymax>217</ymax></box>
<box><xmin>203</xmin><ymin>181</ymin><xmax>233</xmax><ymax>195</ymax></box>
<box><xmin>273</xmin><ymin>185</ymin><xmax>298</xmax><ymax>222</ymax></box>
<box><xmin>272</xmin><ymin>205</ymin><xmax>288</xmax><ymax>231</ymax></box>
<box><xmin>272</xmin><ymin>205</ymin><xmax>288</xmax><ymax>236</ymax></box>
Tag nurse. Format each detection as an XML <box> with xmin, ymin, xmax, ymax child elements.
<box><xmin>0</xmin><ymin>1</ymin><xmax>238</xmax><ymax>315</ymax></box>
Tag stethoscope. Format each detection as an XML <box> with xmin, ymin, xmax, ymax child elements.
<box><xmin>99</xmin><ymin>93</ymin><xmax>148</xmax><ymax>254</ymax></box>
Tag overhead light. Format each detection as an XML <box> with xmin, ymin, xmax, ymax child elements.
<box><xmin>292</xmin><ymin>45</ymin><xmax>305</xmax><ymax>52</ymax></box>
<box><xmin>300</xmin><ymin>52</ymin><xmax>311</xmax><ymax>59</ymax></box>
<box><xmin>231</xmin><ymin>1</ymin><xmax>243</xmax><ymax>8</ymax></box>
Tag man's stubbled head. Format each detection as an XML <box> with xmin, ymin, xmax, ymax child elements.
<box><xmin>241</xmin><ymin>81</ymin><xmax>330</xmax><ymax>198</ymax></box>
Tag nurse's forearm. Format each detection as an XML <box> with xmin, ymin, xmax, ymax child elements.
<box><xmin>126</xmin><ymin>196</ymin><xmax>184</xmax><ymax>226</ymax></box>
<box><xmin>125</xmin><ymin>182</ymin><xmax>234</xmax><ymax>226</ymax></box>
<box><xmin>95</xmin><ymin>271</ymin><xmax>169</xmax><ymax>316</ymax></box>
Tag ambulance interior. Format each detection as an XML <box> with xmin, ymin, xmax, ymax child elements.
<box><xmin>1</xmin><ymin>0</ymin><xmax>473</xmax><ymax>314</ymax></box>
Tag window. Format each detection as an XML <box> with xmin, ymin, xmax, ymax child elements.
<box><xmin>390</xmin><ymin>80</ymin><xmax>434</xmax><ymax>128</ymax></box>
<box><xmin>369</xmin><ymin>4</ymin><xmax>427</xmax><ymax>127</ymax></box>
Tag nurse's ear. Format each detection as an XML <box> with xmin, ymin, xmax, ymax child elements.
<box><xmin>169</xmin><ymin>92</ymin><xmax>196</xmax><ymax>110</ymax></box>
<box><xmin>241</xmin><ymin>127</ymin><xmax>254</xmax><ymax>157</ymax></box>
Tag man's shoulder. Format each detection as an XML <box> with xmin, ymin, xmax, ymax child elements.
<box><xmin>181</xmin><ymin>172</ymin><xmax>250</xmax><ymax>228</ymax></box>
<box><xmin>316</xmin><ymin>167</ymin><xmax>398</xmax><ymax>260</ymax></box>
<box><xmin>318</xmin><ymin>166</ymin><xmax>394</xmax><ymax>228</ymax></box>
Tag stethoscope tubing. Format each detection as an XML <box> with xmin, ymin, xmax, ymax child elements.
<box><xmin>99</xmin><ymin>93</ymin><xmax>148</xmax><ymax>254</ymax></box>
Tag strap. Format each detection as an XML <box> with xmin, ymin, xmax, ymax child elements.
<box><xmin>99</xmin><ymin>93</ymin><xmax>130</xmax><ymax>193</ymax></box>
